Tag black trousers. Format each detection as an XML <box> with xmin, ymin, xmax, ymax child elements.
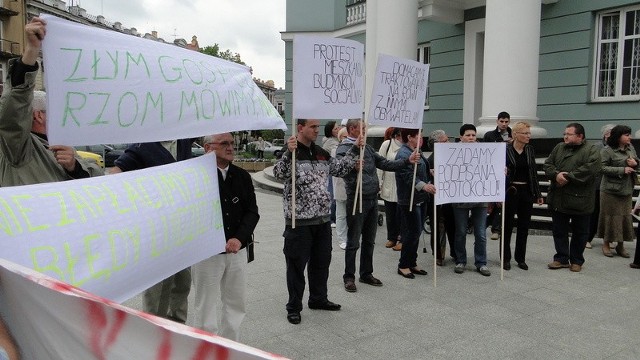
<box><xmin>283</xmin><ymin>223</ymin><xmax>332</xmax><ymax>313</ymax></box>
<box><xmin>503</xmin><ymin>184</ymin><xmax>534</xmax><ymax>263</ymax></box>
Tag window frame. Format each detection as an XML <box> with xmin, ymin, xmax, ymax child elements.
<box><xmin>416</xmin><ymin>43</ymin><xmax>431</xmax><ymax>109</ymax></box>
<box><xmin>592</xmin><ymin>5</ymin><xmax>640</xmax><ymax>102</ymax></box>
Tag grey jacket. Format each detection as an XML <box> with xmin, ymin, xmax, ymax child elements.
<box><xmin>335</xmin><ymin>138</ymin><xmax>410</xmax><ymax>200</ymax></box>
<box><xmin>0</xmin><ymin>59</ymin><xmax>103</xmax><ymax>187</ymax></box>
<box><xmin>599</xmin><ymin>144</ymin><xmax>639</xmax><ymax>196</ymax></box>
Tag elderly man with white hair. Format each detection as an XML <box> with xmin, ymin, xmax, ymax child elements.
<box><xmin>0</xmin><ymin>17</ymin><xmax>102</xmax><ymax>187</ymax></box>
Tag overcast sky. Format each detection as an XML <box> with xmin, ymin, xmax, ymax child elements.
<box><xmin>76</xmin><ymin>0</ymin><xmax>286</xmax><ymax>88</ymax></box>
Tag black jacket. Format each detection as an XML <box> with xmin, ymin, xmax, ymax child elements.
<box><xmin>218</xmin><ymin>164</ymin><xmax>260</xmax><ymax>249</ymax></box>
<box><xmin>115</xmin><ymin>140</ymin><xmax>193</xmax><ymax>170</ymax></box>
<box><xmin>483</xmin><ymin>126</ymin><xmax>512</xmax><ymax>143</ymax></box>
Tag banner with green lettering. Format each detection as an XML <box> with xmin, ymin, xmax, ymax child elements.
<box><xmin>0</xmin><ymin>154</ymin><xmax>223</xmax><ymax>302</ymax></box>
<box><xmin>41</xmin><ymin>14</ymin><xmax>286</xmax><ymax>146</ymax></box>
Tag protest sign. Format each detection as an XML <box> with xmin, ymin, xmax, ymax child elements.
<box><xmin>0</xmin><ymin>259</ymin><xmax>286</xmax><ymax>360</ymax></box>
<box><xmin>0</xmin><ymin>154</ymin><xmax>223</xmax><ymax>302</ymax></box>
<box><xmin>368</xmin><ymin>54</ymin><xmax>429</xmax><ymax>129</ymax></box>
<box><xmin>40</xmin><ymin>14</ymin><xmax>286</xmax><ymax>146</ymax></box>
<box><xmin>434</xmin><ymin>142</ymin><xmax>506</xmax><ymax>205</ymax></box>
<box><xmin>292</xmin><ymin>35</ymin><xmax>364</xmax><ymax>119</ymax></box>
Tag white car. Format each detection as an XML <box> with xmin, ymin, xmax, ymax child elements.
<box><xmin>251</xmin><ymin>140</ymin><xmax>283</xmax><ymax>158</ymax></box>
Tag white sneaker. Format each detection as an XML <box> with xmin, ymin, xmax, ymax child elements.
<box><xmin>339</xmin><ymin>242</ymin><xmax>347</xmax><ymax>250</ymax></box>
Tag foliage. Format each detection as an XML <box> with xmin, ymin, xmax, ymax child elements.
<box><xmin>201</xmin><ymin>44</ymin><xmax>245</xmax><ymax>65</ymax></box>
<box><xmin>259</xmin><ymin>129</ymin><xmax>285</xmax><ymax>142</ymax></box>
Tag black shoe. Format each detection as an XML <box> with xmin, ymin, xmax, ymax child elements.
<box><xmin>397</xmin><ymin>268</ymin><xmax>415</xmax><ymax>279</ymax></box>
<box><xmin>359</xmin><ymin>275</ymin><xmax>383</xmax><ymax>286</ymax></box>
<box><xmin>344</xmin><ymin>279</ymin><xmax>357</xmax><ymax>292</ymax></box>
<box><xmin>287</xmin><ymin>312</ymin><xmax>301</xmax><ymax>324</ymax></box>
<box><xmin>308</xmin><ymin>301</ymin><xmax>341</xmax><ymax>311</ymax></box>
<box><xmin>409</xmin><ymin>267</ymin><xmax>428</xmax><ymax>275</ymax></box>
<box><xmin>517</xmin><ymin>262</ymin><xmax>529</xmax><ymax>270</ymax></box>
<box><xmin>503</xmin><ymin>262</ymin><xmax>511</xmax><ymax>270</ymax></box>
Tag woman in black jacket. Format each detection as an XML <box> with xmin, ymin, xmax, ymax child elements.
<box><xmin>502</xmin><ymin>122</ymin><xmax>544</xmax><ymax>270</ymax></box>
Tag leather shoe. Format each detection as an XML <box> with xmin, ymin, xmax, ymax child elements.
<box><xmin>344</xmin><ymin>279</ymin><xmax>357</xmax><ymax>292</ymax></box>
<box><xmin>385</xmin><ymin>240</ymin><xmax>396</xmax><ymax>248</ymax></box>
<box><xmin>287</xmin><ymin>312</ymin><xmax>301</xmax><ymax>324</ymax></box>
<box><xmin>503</xmin><ymin>262</ymin><xmax>511</xmax><ymax>270</ymax></box>
<box><xmin>392</xmin><ymin>242</ymin><xmax>402</xmax><ymax>251</ymax></box>
<box><xmin>409</xmin><ymin>267</ymin><xmax>428</xmax><ymax>275</ymax></box>
<box><xmin>359</xmin><ymin>275</ymin><xmax>383</xmax><ymax>286</ymax></box>
<box><xmin>570</xmin><ymin>264</ymin><xmax>582</xmax><ymax>272</ymax></box>
<box><xmin>602</xmin><ymin>245</ymin><xmax>613</xmax><ymax>257</ymax></box>
<box><xmin>397</xmin><ymin>268</ymin><xmax>415</xmax><ymax>279</ymax></box>
<box><xmin>629</xmin><ymin>263</ymin><xmax>640</xmax><ymax>269</ymax></box>
<box><xmin>436</xmin><ymin>259</ymin><xmax>444</xmax><ymax>266</ymax></box>
<box><xmin>548</xmin><ymin>261</ymin><xmax>570</xmax><ymax>269</ymax></box>
<box><xmin>517</xmin><ymin>262</ymin><xmax>529</xmax><ymax>270</ymax></box>
<box><xmin>308</xmin><ymin>301</ymin><xmax>341</xmax><ymax>311</ymax></box>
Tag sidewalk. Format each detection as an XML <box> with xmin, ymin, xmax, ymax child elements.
<box><xmin>126</xmin><ymin>189</ymin><xmax>640</xmax><ymax>359</ymax></box>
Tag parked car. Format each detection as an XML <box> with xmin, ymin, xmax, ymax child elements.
<box><xmin>74</xmin><ymin>144</ymin><xmax>126</xmax><ymax>168</ymax></box>
<box><xmin>191</xmin><ymin>142</ymin><xmax>205</xmax><ymax>157</ymax></box>
<box><xmin>250</xmin><ymin>140</ymin><xmax>283</xmax><ymax>158</ymax></box>
<box><xmin>76</xmin><ymin>150</ymin><xmax>105</xmax><ymax>168</ymax></box>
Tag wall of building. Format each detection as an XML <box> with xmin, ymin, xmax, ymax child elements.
<box><xmin>538</xmin><ymin>0</ymin><xmax>639</xmax><ymax>138</ymax></box>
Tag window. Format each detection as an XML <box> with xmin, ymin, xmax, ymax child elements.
<box><xmin>416</xmin><ymin>43</ymin><xmax>431</xmax><ymax>108</ymax></box>
<box><xmin>593</xmin><ymin>6</ymin><xmax>640</xmax><ymax>101</ymax></box>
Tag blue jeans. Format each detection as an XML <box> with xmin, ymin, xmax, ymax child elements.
<box><xmin>398</xmin><ymin>202</ymin><xmax>427</xmax><ymax>269</ymax></box>
<box><xmin>551</xmin><ymin>210</ymin><xmax>589</xmax><ymax>265</ymax></box>
<box><xmin>344</xmin><ymin>198</ymin><xmax>378</xmax><ymax>280</ymax></box>
<box><xmin>453</xmin><ymin>206</ymin><xmax>488</xmax><ymax>268</ymax></box>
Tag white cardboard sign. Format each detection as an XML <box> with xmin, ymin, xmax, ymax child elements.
<box><xmin>434</xmin><ymin>142</ymin><xmax>506</xmax><ymax>205</ymax></box>
<box><xmin>368</xmin><ymin>54</ymin><xmax>429</xmax><ymax>129</ymax></box>
<box><xmin>292</xmin><ymin>35</ymin><xmax>364</xmax><ymax>119</ymax></box>
<box><xmin>41</xmin><ymin>14</ymin><xmax>286</xmax><ymax>146</ymax></box>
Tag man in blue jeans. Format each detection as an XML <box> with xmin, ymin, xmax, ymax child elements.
<box><xmin>335</xmin><ymin>119</ymin><xmax>419</xmax><ymax>292</ymax></box>
<box><xmin>544</xmin><ymin>123</ymin><xmax>600</xmax><ymax>272</ymax></box>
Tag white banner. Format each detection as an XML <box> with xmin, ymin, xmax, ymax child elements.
<box><xmin>0</xmin><ymin>154</ymin><xmax>224</xmax><ymax>302</ymax></box>
<box><xmin>434</xmin><ymin>142</ymin><xmax>506</xmax><ymax>205</ymax></box>
<box><xmin>0</xmin><ymin>260</ymin><xmax>285</xmax><ymax>360</ymax></box>
<box><xmin>292</xmin><ymin>35</ymin><xmax>364</xmax><ymax>119</ymax></box>
<box><xmin>40</xmin><ymin>14</ymin><xmax>286</xmax><ymax>146</ymax></box>
<box><xmin>368</xmin><ymin>54</ymin><xmax>429</xmax><ymax>129</ymax></box>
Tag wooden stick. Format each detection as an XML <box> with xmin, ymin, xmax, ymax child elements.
<box><xmin>291</xmin><ymin>120</ymin><xmax>297</xmax><ymax>228</ymax></box>
<box><xmin>433</xmin><ymin>200</ymin><xmax>437</xmax><ymax>288</ymax></box>
<box><xmin>409</xmin><ymin>128</ymin><xmax>422</xmax><ymax>211</ymax></box>
<box><xmin>500</xmin><ymin>202</ymin><xmax>505</xmax><ymax>280</ymax></box>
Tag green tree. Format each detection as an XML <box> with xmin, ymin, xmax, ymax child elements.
<box><xmin>201</xmin><ymin>44</ymin><xmax>246</xmax><ymax>65</ymax></box>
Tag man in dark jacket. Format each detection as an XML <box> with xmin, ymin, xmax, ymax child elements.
<box><xmin>483</xmin><ymin>111</ymin><xmax>512</xmax><ymax>240</ymax></box>
<box><xmin>543</xmin><ymin>122</ymin><xmax>601</xmax><ymax>272</ymax></box>
<box><xmin>111</xmin><ymin>140</ymin><xmax>193</xmax><ymax>323</ymax></box>
<box><xmin>191</xmin><ymin>132</ymin><xmax>259</xmax><ymax>341</ymax></box>
<box><xmin>335</xmin><ymin>119</ymin><xmax>418</xmax><ymax>292</ymax></box>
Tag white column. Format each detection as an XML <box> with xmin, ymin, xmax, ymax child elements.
<box><xmin>477</xmin><ymin>0</ymin><xmax>547</xmax><ymax>137</ymax></box>
<box><xmin>365</xmin><ymin>0</ymin><xmax>418</xmax><ymax>136</ymax></box>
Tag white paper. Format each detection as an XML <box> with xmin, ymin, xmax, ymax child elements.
<box><xmin>292</xmin><ymin>35</ymin><xmax>364</xmax><ymax>119</ymax></box>
<box><xmin>367</xmin><ymin>54</ymin><xmax>429</xmax><ymax>129</ymax></box>
<box><xmin>434</xmin><ymin>142</ymin><xmax>506</xmax><ymax>205</ymax></box>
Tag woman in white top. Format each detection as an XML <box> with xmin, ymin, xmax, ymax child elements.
<box><xmin>378</xmin><ymin>127</ymin><xmax>403</xmax><ymax>251</ymax></box>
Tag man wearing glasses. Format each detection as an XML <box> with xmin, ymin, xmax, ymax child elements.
<box><xmin>543</xmin><ymin>123</ymin><xmax>601</xmax><ymax>272</ymax></box>
<box><xmin>191</xmin><ymin>133</ymin><xmax>259</xmax><ymax>340</ymax></box>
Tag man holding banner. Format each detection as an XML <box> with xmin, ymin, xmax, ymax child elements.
<box><xmin>111</xmin><ymin>140</ymin><xmax>194</xmax><ymax>323</ymax></box>
<box><xmin>0</xmin><ymin>17</ymin><xmax>103</xmax><ymax>187</ymax></box>
<box><xmin>336</xmin><ymin>119</ymin><xmax>420</xmax><ymax>292</ymax></box>
<box><xmin>274</xmin><ymin>118</ymin><xmax>361</xmax><ymax>325</ymax></box>
<box><xmin>191</xmin><ymin>132</ymin><xmax>259</xmax><ymax>341</ymax></box>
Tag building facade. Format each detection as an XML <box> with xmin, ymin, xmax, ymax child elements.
<box><xmin>282</xmin><ymin>0</ymin><xmax>640</xmax><ymax>139</ymax></box>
